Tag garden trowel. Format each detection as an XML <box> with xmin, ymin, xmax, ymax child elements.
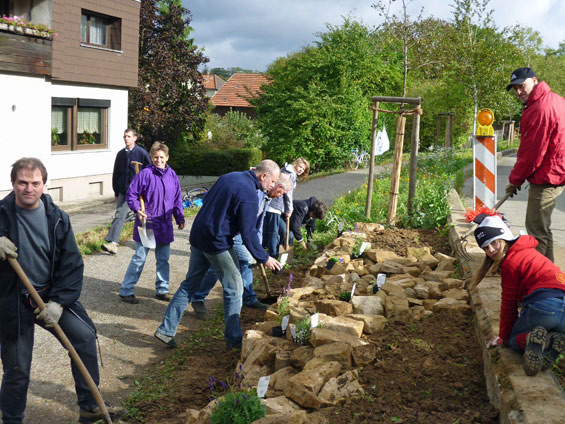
<box><xmin>138</xmin><ymin>196</ymin><xmax>156</xmax><ymax>249</ymax></box>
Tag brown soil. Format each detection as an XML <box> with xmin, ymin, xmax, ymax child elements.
<box><xmin>128</xmin><ymin>228</ymin><xmax>499</xmax><ymax>424</ymax></box>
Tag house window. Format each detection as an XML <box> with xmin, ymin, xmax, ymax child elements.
<box><xmin>80</xmin><ymin>10</ymin><xmax>121</xmax><ymax>50</ymax></box>
<box><xmin>51</xmin><ymin>98</ymin><xmax>110</xmax><ymax>151</ymax></box>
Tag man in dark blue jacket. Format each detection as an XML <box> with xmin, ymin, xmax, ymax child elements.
<box><xmin>102</xmin><ymin>129</ymin><xmax>150</xmax><ymax>254</ymax></box>
<box><xmin>0</xmin><ymin>158</ymin><xmax>124</xmax><ymax>423</ymax></box>
<box><xmin>155</xmin><ymin>160</ymin><xmax>282</xmax><ymax>349</ymax></box>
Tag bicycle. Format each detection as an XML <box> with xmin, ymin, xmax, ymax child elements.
<box><xmin>182</xmin><ymin>187</ymin><xmax>208</xmax><ymax>208</ymax></box>
<box><xmin>349</xmin><ymin>149</ymin><xmax>369</xmax><ymax>169</ymax></box>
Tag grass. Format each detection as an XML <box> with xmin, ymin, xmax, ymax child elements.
<box><xmin>124</xmin><ymin>306</ymin><xmax>224</xmax><ymax>422</ymax></box>
<box><xmin>75</xmin><ymin>207</ymin><xmax>200</xmax><ymax>255</ymax></box>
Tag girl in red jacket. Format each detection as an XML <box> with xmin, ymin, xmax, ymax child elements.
<box><xmin>471</xmin><ymin>214</ymin><xmax>565</xmax><ymax>376</ymax></box>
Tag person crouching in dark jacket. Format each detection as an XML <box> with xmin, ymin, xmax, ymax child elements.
<box><xmin>288</xmin><ymin>197</ymin><xmax>327</xmax><ymax>249</ymax></box>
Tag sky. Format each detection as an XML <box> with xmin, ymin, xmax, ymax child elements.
<box><xmin>183</xmin><ymin>0</ymin><xmax>564</xmax><ymax>72</ymax></box>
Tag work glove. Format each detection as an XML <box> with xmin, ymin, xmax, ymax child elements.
<box><xmin>0</xmin><ymin>236</ymin><xmax>18</xmax><ymax>260</ymax></box>
<box><xmin>35</xmin><ymin>301</ymin><xmax>63</xmax><ymax>328</ymax></box>
<box><xmin>505</xmin><ymin>183</ymin><xmax>521</xmax><ymax>198</ymax></box>
<box><xmin>486</xmin><ymin>336</ymin><xmax>503</xmax><ymax>349</ymax></box>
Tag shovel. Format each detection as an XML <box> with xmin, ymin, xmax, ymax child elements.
<box><xmin>137</xmin><ymin>196</ymin><xmax>156</xmax><ymax>249</ymax></box>
<box><xmin>131</xmin><ymin>161</ymin><xmax>156</xmax><ymax>249</ymax></box>
<box><xmin>7</xmin><ymin>257</ymin><xmax>113</xmax><ymax>424</ymax></box>
<box><xmin>279</xmin><ymin>215</ymin><xmax>294</xmax><ymax>261</ymax></box>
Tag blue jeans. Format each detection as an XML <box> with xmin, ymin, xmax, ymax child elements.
<box><xmin>0</xmin><ymin>300</ymin><xmax>99</xmax><ymax>423</ymax></box>
<box><xmin>119</xmin><ymin>242</ymin><xmax>170</xmax><ymax>296</ymax></box>
<box><xmin>157</xmin><ymin>246</ymin><xmax>244</xmax><ymax>345</ymax></box>
<box><xmin>105</xmin><ymin>192</ymin><xmax>130</xmax><ymax>243</ymax></box>
<box><xmin>263</xmin><ymin>212</ymin><xmax>283</xmax><ymax>258</ymax></box>
<box><xmin>509</xmin><ymin>296</ymin><xmax>565</xmax><ymax>352</ymax></box>
<box><xmin>192</xmin><ymin>235</ymin><xmax>257</xmax><ymax>305</ymax></box>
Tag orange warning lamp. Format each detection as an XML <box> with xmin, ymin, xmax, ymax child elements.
<box><xmin>477</xmin><ymin>108</ymin><xmax>494</xmax><ymax>136</ymax></box>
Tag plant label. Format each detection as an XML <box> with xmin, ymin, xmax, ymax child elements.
<box><xmin>359</xmin><ymin>242</ymin><xmax>370</xmax><ymax>255</ymax></box>
<box><xmin>350</xmin><ymin>283</ymin><xmax>356</xmax><ymax>300</ymax></box>
<box><xmin>282</xmin><ymin>315</ymin><xmax>290</xmax><ymax>331</ymax></box>
<box><xmin>311</xmin><ymin>313</ymin><xmax>319</xmax><ymax>328</ymax></box>
<box><xmin>256</xmin><ymin>376</ymin><xmax>270</xmax><ymax>398</ymax></box>
<box><xmin>377</xmin><ymin>273</ymin><xmax>386</xmax><ymax>289</ymax></box>
<box><xmin>291</xmin><ymin>325</ymin><xmax>297</xmax><ymax>341</ymax></box>
<box><xmin>279</xmin><ymin>253</ymin><xmax>288</xmax><ymax>267</ymax></box>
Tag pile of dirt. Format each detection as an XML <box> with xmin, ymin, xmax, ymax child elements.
<box><xmin>128</xmin><ymin>228</ymin><xmax>498</xmax><ymax>423</ymax></box>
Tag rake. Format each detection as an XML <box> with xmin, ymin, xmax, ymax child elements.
<box><xmin>453</xmin><ymin>192</ymin><xmax>512</xmax><ymax>261</ymax></box>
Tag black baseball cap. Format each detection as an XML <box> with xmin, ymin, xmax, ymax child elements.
<box><xmin>506</xmin><ymin>67</ymin><xmax>536</xmax><ymax>91</ymax></box>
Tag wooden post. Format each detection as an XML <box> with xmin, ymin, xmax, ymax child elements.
<box><xmin>365</xmin><ymin>102</ymin><xmax>379</xmax><ymax>218</ymax></box>
<box><xmin>407</xmin><ymin>109</ymin><xmax>421</xmax><ymax>216</ymax></box>
<box><xmin>436</xmin><ymin>115</ymin><xmax>441</xmax><ymax>146</ymax></box>
<box><xmin>444</xmin><ymin>115</ymin><xmax>451</xmax><ymax>148</ymax></box>
<box><xmin>448</xmin><ymin>114</ymin><xmax>454</xmax><ymax>147</ymax></box>
<box><xmin>509</xmin><ymin>121</ymin><xmax>515</xmax><ymax>146</ymax></box>
<box><xmin>387</xmin><ymin>114</ymin><xmax>406</xmax><ymax>225</ymax></box>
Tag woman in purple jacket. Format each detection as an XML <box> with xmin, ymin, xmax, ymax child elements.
<box><xmin>119</xmin><ymin>142</ymin><xmax>185</xmax><ymax>304</ymax></box>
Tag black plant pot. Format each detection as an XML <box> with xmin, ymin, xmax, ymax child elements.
<box><xmin>272</xmin><ymin>326</ymin><xmax>286</xmax><ymax>337</ymax></box>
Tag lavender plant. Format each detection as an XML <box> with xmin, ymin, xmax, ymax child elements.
<box><xmin>209</xmin><ymin>365</ymin><xmax>266</xmax><ymax>424</ymax></box>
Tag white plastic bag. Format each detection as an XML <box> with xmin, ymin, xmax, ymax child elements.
<box><xmin>374</xmin><ymin>125</ymin><xmax>390</xmax><ymax>156</ymax></box>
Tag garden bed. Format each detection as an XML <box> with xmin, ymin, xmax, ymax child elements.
<box><xmin>127</xmin><ymin>228</ymin><xmax>499</xmax><ymax>423</ymax></box>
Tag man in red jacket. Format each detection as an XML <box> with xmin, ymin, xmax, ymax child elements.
<box><xmin>505</xmin><ymin>67</ymin><xmax>565</xmax><ymax>262</ymax></box>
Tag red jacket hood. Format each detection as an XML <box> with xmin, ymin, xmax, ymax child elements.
<box><xmin>508</xmin><ymin>235</ymin><xmax>538</xmax><ymax>252</ymax></box>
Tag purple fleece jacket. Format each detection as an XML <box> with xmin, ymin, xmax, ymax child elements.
<box><xmin>126</xmin><ymin>165</ymin><xmax>185</xmax><ymax>245</ymax></box>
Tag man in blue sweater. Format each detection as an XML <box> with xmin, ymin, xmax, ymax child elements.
<box><xmin>155</xmin><ymin>160</ymin><xmax>282</xmax><ymax>349</ymax></box>
<box><xmin>102</xmin><ymin>129</ymin><xmax>150</xmax><ymax>254</ymax></box>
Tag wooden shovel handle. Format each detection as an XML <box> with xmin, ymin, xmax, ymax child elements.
<box><xmin>259</xmin><ymin>263</ymin><xmax>271</xmax><ymax>296</ymax></box>
<box><xmin>7</xmin><ymin>258</ymin><xmax>112</xmax><ymax>423</ymax></box>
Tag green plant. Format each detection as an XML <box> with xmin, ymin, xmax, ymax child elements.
<box><xmin>294</xmin><ymin>316</ymin><xmax>311</xmax><ymax>345</ymax></box>
<box><xmin>351</xmin><ymin>235</ymin><xmax>364</xmax><ymax>257</ymax></box>
<box><xmin>209</xmin><ymin>366</ymin><xmax>266</xmax><ymax>424</ymax></box>
<box><xmin>338</xmin><ymin>291</ymin><xmax>351</xmax><ymax>302</ymax></box>
<box><xmin>276</xmin><ymin>277</ymin><xmax>292</xmax><ymax>324</ymax></box>
<box><xmin>51</xmin><ymin>128</ymin><xmax>61</xmax><ymax>146</ymax></box>
<box><xmin>78</xmin><ymin>131</ymin><xmax>97</xmax><ymax>145</ymax></box>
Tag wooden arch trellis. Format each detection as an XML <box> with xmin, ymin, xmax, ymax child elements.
<box><xmin>365</xmin><ymin>96</ymin><xmax>423</xmax><ymax>225</ymax></box>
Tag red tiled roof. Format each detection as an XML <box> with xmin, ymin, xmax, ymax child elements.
<box><xmin>211</xmin><ymin>73</ymin><xmax>269</xmax><ymax>108</ymax></box>
<box><xmin>202</xmin><ymin>73</ymin><xmax>226</xmax><ymax>90</ymax></box>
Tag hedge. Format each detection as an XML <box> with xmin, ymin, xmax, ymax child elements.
<box><xmin>168</xmin><ymin>146</ymin><xmax>262</xmax><ymax>176</ymax></box>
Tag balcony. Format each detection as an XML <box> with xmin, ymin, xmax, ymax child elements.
<box><xmin>0</xmin><ymin>20</ymin><xmax>52</xmax><ymax>76</ymax></box>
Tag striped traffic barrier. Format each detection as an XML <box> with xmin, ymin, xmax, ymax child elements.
<box><xmin>473</xmin><ymin>109</ymin><xmax>497</xmax><ymax>208</ymax></box>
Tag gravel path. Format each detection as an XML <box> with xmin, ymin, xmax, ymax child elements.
<box><xmin>1</xmin><ymin>168</ymin><xmax>375</xmax><ymax>423</ymax></box>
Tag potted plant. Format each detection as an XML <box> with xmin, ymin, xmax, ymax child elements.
<box><xmin>273</xmin><ymin>277</ymin><xmax>292</xmax><ymax>337</ymax></box>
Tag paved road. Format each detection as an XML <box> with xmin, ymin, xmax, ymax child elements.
<box><xmin>2</xmin><ymin>167</ymin><xmax>374</xmax><ymax>423</ymax></box>
<box><xmin>462</xmin><ymin>152</ymin><xmax>565</xmax><ymax>269</ymax></box>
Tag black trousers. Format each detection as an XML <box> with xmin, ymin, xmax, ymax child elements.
<box><xmin>0</xmin><ymin>299</ymin><xmax>99</xmax><ymax>423</ymax></box>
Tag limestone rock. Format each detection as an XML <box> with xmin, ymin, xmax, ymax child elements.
<box><xmin>432</xmin><ymin>297</ymin><xmax>471</xmax><ymax>313</ymax></box>
<box><xmin>380</xmin><ymin>284</ymin><xmax>407</xmax><ymax>298</ymax></box>
<box><xmin>315</xmin><ymin>299</ymin><xmax>353</xmax><ymax>316</ymax></box>
<box><xmin>261</xmin><ymin>396</ymin><xmax>302</xmax><ymax>415</ymax></box>
<box><xmin>269</xmin><ymin>366</ymin><xmax>299</xmax><ymax>392</ymax></box>
<box><xmin>422</xmin><ymin>270</ymin><xmax>453</xmax><ymax>282</ymax></box>
<box><xmin>384</xmin><ymin>296</ymin><xmax>410</xmax><ymax>323</ymax></box>
<box><xmin>346</xmin><ymin>314</ymin><xmax>388</xmax><ymax>334</ymax></box>
<box><xmin>193</xmin><ymin>398</ymin><xmax>216</xmax><ymax>424</ymax></box>
<box><xmin>442</xmin><ymin>288</ymin><xmax>469</xmax><ymax>302</ymax></box>
<box><xmin>366</xmin><ymin>249</ymin><xmax>399</xmax><ymax>263</ymax></box>
<box><xmin>318</xmin><ymin>370</ymin><xmax>364</xmax><ymax>406</ymax></box>
<box><xmin>355</xmin><ymin>222</ymin><xmax>384</xmax><ymax>233</ymax></box>
<box><xmin>275</xmin><ymin>351</ymin><xmax>291</xmax><ymax>370</ymax></box>
<box><xmin>314</xmin><ymin>342</ymin><xmax>353</xmax><ymax>369</ymax></box>
<box><xmin>289</xmin><ymin>286</ymin><xmax>317</xmax><ymax>300</ymax></box>
<box><xmin>290</xmin><ymin>346</ymin><xmax>314</xmax><ymax>368</ymax></box>
<box><xmin>243</xmin><ymin>339</ymin><xmax>278</xmax><ymax>369</ymax></box>
<box><xmin>423</xmin><ymin>281</ymin><xmax>443</xmax><ymax>299</ymax></box>
<box><xmin>322</xmin><ymin>316</ymin><xmax>365</xmax><ymax>338</ymax></box>
<box><xmin>254</xmin><ymin>410</ymin><xmax>307</xmax><ymax>424</ymax></box>
<box><xmin>310</xmin><ymin>327</ymin><xmax>369</xmax><ymax>348</ymax></box>
<box><xmin>352</xmin><ymin>343</ymin><xmax>377</xmax><ymax>366</ymax></box>
<box><xmin>185</xmin><ymin>408</ymin><xmax>199</xmax><ymax>424</ymax></box>
<box><xmin>351</xmin><ymin>295</ymin><xmax>384</xmax><ymax>316</ymax></box>
<box><xmin>284</xmin><ymin>359</ymin><xmax>342</xmax><ymax>409</ymax></box>
<box><xmin>379</xmin><ymin>261</ymin><xmax>405</xmax><ymax>274</ymax></box>
<box><xmin>443</xmin><ymin>278</ymin><xmax>465</xmax><ymax>290</ymax></box>
<box><xmin>409</xmin><ymin>305</ymin><xmax>427</xmax><ymax>321</ymax></box>
<box><xmin>413</xmin><ymin>283</ymin><xmax>430</xmax><ymax>299</ymax></box>
<box><xmin>420</xmin><ymin>253</ymin><xmax>439</xmax><ymax>269</ymax></box>
<box><xmin>406</xmin><ymin>246</ymin><xmax>431</xmax><ymax>259</ymax></box>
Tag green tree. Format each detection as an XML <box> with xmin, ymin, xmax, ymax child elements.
<box><xmin>253</xmin><ymin>19</ymin><xmax>403</xmax><ymax>170</ymax></box>
<box><xmin>129</xmin><ymin>0</ymin><xmax>208</xmax><ymax>147</ymax></box>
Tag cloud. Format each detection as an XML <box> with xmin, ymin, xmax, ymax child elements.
<box><xmin>184</xmin><ymin>0</ymin><xmax>564</xmax><ymax>71</ymax></box>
